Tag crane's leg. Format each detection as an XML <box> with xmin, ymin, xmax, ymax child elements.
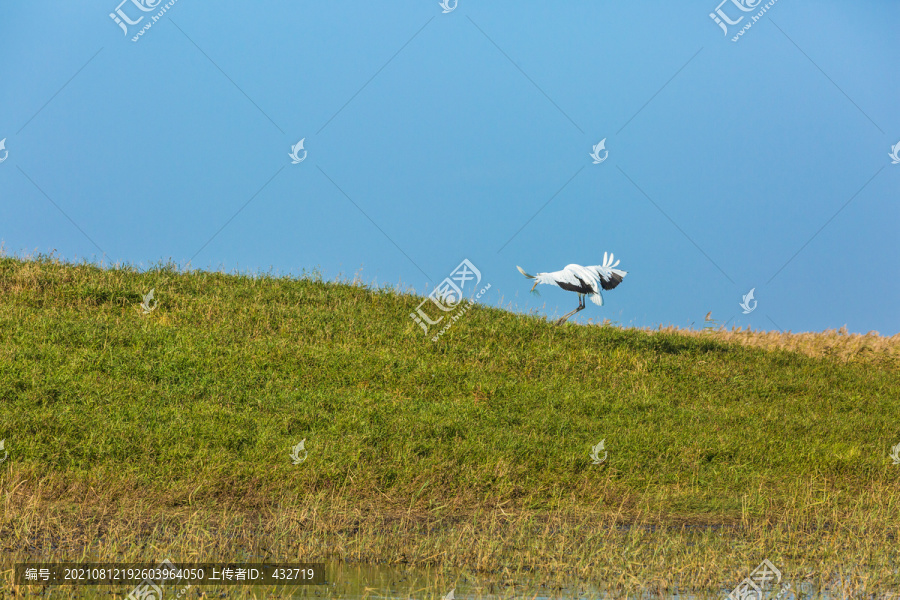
<box><xmin>555</xmin><ymin>294</ymin><xmax>586</xmax><ymax>325</ymax></box>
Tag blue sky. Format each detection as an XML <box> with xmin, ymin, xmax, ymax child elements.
<box><xmin>1</xmin><ymin>1</ymin><xmax>897</xmax><ymax>334</ymax></box>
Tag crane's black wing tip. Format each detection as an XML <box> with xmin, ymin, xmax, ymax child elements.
<box><xmin>599</xmin><ymin>272</ymin><xmax>625</xmax><ymax>290</ymax></box>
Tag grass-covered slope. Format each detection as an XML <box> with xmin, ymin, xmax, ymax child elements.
<box><xmin>1</xmin><ymin>256</ymin><xmax>898</xmax><ymax>594</ymax></box>
<box><xmin>1</xmin><ymin>255</ymin><xmax>897</xmax><ymax>510</ymax></box>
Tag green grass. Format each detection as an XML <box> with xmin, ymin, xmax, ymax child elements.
<box><xmin>1</xmin><ymin>254</ymin><xmax>899</xmax><ymax>597</ymax></box>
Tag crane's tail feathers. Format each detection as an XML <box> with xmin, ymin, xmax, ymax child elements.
<box><xmin>516</xmin><ymin>265</ymin><xmax>536</xmax><ymax>279</ymax></box>
<box><xmin>590</xmin><ymin>292</ymin><xmax>604</xmax><ymax>306</ymax></box>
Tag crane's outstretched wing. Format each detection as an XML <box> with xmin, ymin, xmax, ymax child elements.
<box><xmin>590</xmin><ymin>252</ymin><xmax>627</xmax><ymax>290</ymax></box>
<box><xmin>519</xmin><ymin>264</ymin><xmax>592</xmax><ymax>293</ymax></box>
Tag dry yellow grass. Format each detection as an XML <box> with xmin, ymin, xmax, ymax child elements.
<box><xmin>629</xmin><ymin>323</ymin><xmax>900</xmax><ymax>368</ymax></box>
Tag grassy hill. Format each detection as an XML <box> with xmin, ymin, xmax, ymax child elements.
<box><xmin>1</xmin><ymin>255</ymin><xmax>898</xmax><ymax>597</ymax></box>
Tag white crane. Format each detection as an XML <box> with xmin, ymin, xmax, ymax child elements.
<box><xmin>517</xmin><ymin>253</ymin><xmax>627</xmax><ymax>325</ymax></box>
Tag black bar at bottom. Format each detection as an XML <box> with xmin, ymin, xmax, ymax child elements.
<box><xmin>14</xmin><ymin>563</ymin><xmax>326</xmax><ymax>586</ymax></box>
